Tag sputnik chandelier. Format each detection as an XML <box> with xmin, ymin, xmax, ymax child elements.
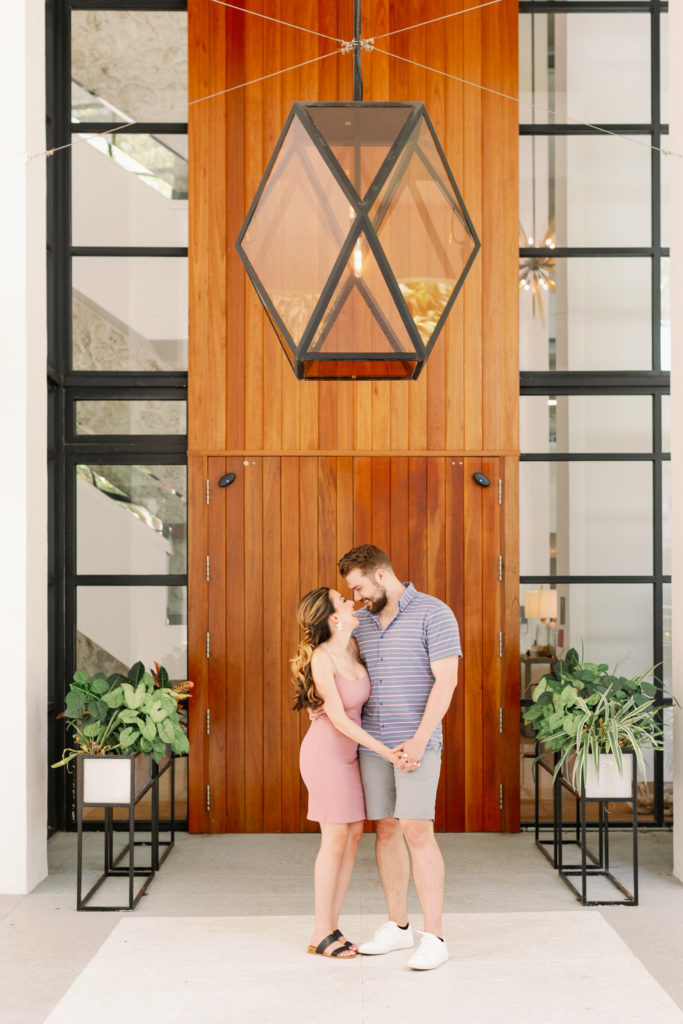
<box><xmin>235</xmin><ymin>0</ymin><xmax>480</xmax><ymax>380</ymax></box>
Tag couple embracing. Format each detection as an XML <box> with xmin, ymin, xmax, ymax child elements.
<box><xmin>292</xmin><ymin>544</ymin><xmax>461</xmax><ymax>971</ymax></box>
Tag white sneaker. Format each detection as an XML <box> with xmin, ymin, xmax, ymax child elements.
<box><xmin>406</xmin><ymin>931</ymin><xmax>449</xmax><ymax>970</ymax></box>
<box><xmin>358</xmin><ymin>921</ymin><xmax>414</xmax><ymax>955</ymax></box>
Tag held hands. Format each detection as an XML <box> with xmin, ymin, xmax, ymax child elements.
<box><xmin>391</xmin><ymin>737</ymin><xmax>427</xmax><ymax>773</ymax></box>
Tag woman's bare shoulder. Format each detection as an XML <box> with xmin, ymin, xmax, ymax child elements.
<box><xmin>311</xmin><ymin>645</ymin><xmax>334</xmax><ymax>669</ymax></box>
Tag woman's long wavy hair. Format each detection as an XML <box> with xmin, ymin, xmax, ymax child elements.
<box><xmin>291</xmin><ymin>586</ymin><xmax>335</xmax><ymax>711</ymax></box>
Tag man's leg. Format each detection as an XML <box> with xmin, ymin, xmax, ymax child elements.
<box><xmin>375</xmin><ymin>816</ymin><xmax>411</xmax><ymax>925</ymax></box>
<box><xmin>399</xmin><ymin>818</ymin><xmax>445</xmax><ymax>937</ymax></box>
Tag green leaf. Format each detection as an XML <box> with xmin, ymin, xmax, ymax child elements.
<box><xmin>127</xmin><ymin>661</ymin><xmax>146</xmax><ymax>686</ymax></box>
<box><xmin>64</xmin><ymin>690</ymin><xmax>87</xmax><ymax>717</ymax></box>
<box><xmin>641</xmin><ymin>681</ymin><xmax>657</xmax><ymax>697</ymax></box>
<box><xmin>158</xmin><ymin>718</ymin><xmax>175</xmax><ymax>743</ymax></box>
<box><xmin>73</xmin><ymin>669</ymin><xmax>90</xmax><ymax>684</ymax></box>
<box><xmin>119</xmin><ymin>708</ymin><xmax>142</xmax><ymax>724</ymax></box>
<box><xmin>140</xmin><ymin>717</ymin><xmax>157</xmax><ymax>742</ymax></box>
<box><xmin>537</xmin><ymin>691</ymin><xmax>553</xmax><ymax>706</ymax></box>
<box><xmin>149</xmin><ymin>702</ymin><xmax>168</xmax><ymax>724</ymax></box>
<box><xmin>139</xmin><ymin>737</ymin><xmax>153</xmax><ymax>753</ymax></box>
<box><xmin>157</xmin><ymin>666</ymin><xmax>169</xmax><ymax>688</ymax></box>
<box><xmin>118</xmin><ymin>726</ymin><xmax>139</xmax><ymax>748</ymax></box>
<box><xmin>122</xmin><ymin>683</ymin><xmax>144</xmax><ymax>710</ymax></box>
<box><xmin>140</xmin><ymin>672</ymin><xmax>155</xmax><ymax>690</ymax></box>
<box><xmin>532</xmin><ymin>678</ymin><xmax>547</xmax><ymax>702</ymax></box>
<box><xmin>90</xmin><ymin>675</ymin><xmax>109</xmax><ymax>695</ymax></box>
<box><xmin>172</xmin><ymin>729</ymin><xmax>189</xmax><ymax>754</ymax></box>
<box><xmin>82</xmin><ymin>720</ymin><xmax>102</xmax><ymax>737</ymax></box>
<box><xmin>91</xmin><ymin>699</ymin><xmax>110</xmax><ymax>722</ymax></box>
<box><xmin>102</xmin><ymin>687</ymin><xmax>124</xmax><ymax>709</ymax></box>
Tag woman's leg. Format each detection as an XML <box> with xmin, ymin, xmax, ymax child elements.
<box><xmin>331</xmin><ymin>820</ymin><xmax>364</xmax><ymax>945</ymax></box>
<box><xmin>311</xmin><ymin>822</ymin><xmax>355</xmax><ymax>956</ymax></box>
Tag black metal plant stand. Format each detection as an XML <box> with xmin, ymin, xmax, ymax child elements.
<box><xmin>76</xmin><ymin>753</ymin><xmax>177</xmax><ymax>911</ymax></box>
<box><xmin>534</xmin><ymin>746</ymin><xmax>638</xmax><ymax>907</ymax></box>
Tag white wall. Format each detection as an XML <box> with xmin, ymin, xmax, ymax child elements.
<box><xmin>670</xmin><ymin>1</ymin><xmax>683</xmax><ymax>882</ymax></box>
<box><xmin>0</xmin><ymin>0</ymin><xmax>47</xmax><ymax>893</ymax></box>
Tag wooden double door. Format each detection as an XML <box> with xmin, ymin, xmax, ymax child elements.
<box><xmin>188</xmin><ymin>454</ymin><xmax>519</xmax><ymax>833</ymax></box>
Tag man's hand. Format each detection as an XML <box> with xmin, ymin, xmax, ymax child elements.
<box><xmin>307</xmin><ymin>706</ymin><xmax>326</xmax><ymax>723</ymax></box>
<box><xmin>391</xmin><ymin>739</ymin><xmax>425</xmax><ymax>772</ymax></box>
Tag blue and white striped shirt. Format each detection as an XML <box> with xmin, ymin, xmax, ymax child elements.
<box><xmin>353</xmin><ymin>583</ymin><xmax>462</xmax><ymax>755</ymax></box>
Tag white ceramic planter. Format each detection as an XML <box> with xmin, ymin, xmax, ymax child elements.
<box><xmin>582</xmin><ymin>753</ymin><xmax>634</xmax><ymax>799</ymax></box>
<box><xmin>81</xmin><ymin>753</ymin><xmax>152</xmax><ymax>804</ymax></box>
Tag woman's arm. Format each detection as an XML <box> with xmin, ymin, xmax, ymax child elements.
<box><xmin>311</xmin><ymin>649</ymin><xmax>400</xmax><ymax>765</ymax></box>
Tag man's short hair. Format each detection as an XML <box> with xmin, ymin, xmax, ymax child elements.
<box><xmin>338</xmin><ymin>544</ymin><xmax>393</xmax><ymax>578</ymax></box>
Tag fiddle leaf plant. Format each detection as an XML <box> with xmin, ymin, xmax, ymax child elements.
<box><xmin>523</xmin><ymin>647</ymin><xmax>672</xmax><ymax>790</ymax></box>
<box><xmin>52</xmin><ymin>660</ymin><xmax>192</xmax><ymax>769</ymax></box>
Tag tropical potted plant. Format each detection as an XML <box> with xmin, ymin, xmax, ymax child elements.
<box><xmin>523</xmin><ymin>647</ymin><xmax>671</xmax><ymax>799</ymax></box>
<box><xmin>52</xmin><ymin>660</ymin><xmax>191</xmax><ymax>803</ymax></box>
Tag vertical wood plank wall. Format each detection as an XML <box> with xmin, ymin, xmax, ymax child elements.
<box><xmin>188</xmin><ymin>0</ymin><xmax>519</xmax><ymax>832</ymax></box>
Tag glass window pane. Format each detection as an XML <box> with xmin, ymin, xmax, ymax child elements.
<box><xmin>520</xmin><ymin>395</ymin><xmax>652</xmax><ymax>453</ymax></box>
<box><xmin>662</xmin><ymin>395</ymin><xmax>670</xmax><ymax>452</ymax></box>
<box><xmin>72</xmin><ymin>133</ymin><xmax>188</xmax><ymax>246</ymax></box>
<box><xmin>75</xmin><ymin>401</ymin><xmax>186</xmax><ymax>436</ymax></box>
<box><xmin>661</xmin><ymin>144</ymin><xmax>669</xmax><ymax>249</ymax></box>
<box><xmin>77</xmin><ymin>586</ymin><xmax>187</xmax><ymax>678</ymax></box>
<box><xmin>520</xmin><ymin>461</ymin><xmax>652</xmax><ymax>576</ymax></box>
<box><xmin>661</xmin><ymin>256</ymin><xmax>670</xmax><ymax>371</ymax></box>
<box><xmin>77</xmin><ymin>464</ymin><xmax>187</xmax><ymax>575</ymax></box>
<box><xmin>663</xmin><ymin>583</ymin><xmax>672</xmax><ymax>687</ymax></box>
<box><xmin>661</xmin><ymin>13</ymin><xmax>668</xmax><ymax>126</ymax></box>
<box><xmin>72</xmin><ymin>257</ymin><xmax>188</xmax><ymax>371</ymax></box>
<box><xmin>547</xmin><ymin>584</ymin><xmax>652</xmax><ymax>679</ymax></box>
<box><xmin>520</xmin><ymin>136</ymin><xmax>650</xmax><ymax>247</ymax></box>
<box><xmin>519</xmin><ymin>13</ymin><xmax>650</xmax><ymax>125</ymax></box>
<box><xmin>71</xmin><ymin>11</ymin><xmax>187</xmax><ymax>124</ymax></box>
<box><xmin>663</xmin><ymin>460</ymin><xmax>671</xmax><ymax>576</ymax></box>
<box><xmin>520</xmin><ymin>258</ymin><xmax>651</xmax><ymax>372</ymax></box>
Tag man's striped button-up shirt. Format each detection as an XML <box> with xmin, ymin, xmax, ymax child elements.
<box><xmin>353</xmin><ymin>582</ymin><xmax>462</xmax><ymax>756</ymax></box>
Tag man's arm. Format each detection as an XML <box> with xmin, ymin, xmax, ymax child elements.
<box><xmin>394</xmin><ymin>656</ymin><xmax>460</xmax><ymax>764</ymax></box>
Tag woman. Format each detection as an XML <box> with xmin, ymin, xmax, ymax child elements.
<box><xmin>292</xmin><ymin>586</ymin><xmax>403</xmax><ymax>960</ymax></box>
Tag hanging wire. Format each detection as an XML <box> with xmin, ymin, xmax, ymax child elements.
<box><xmin>27</xmin><ymin>1</ymin><xmax>682</xmax><ymax>162</ymax></box>
<box><xmin>353</xmin><ymin>0</ymin><xmax>363</xmax><ymax>102</ymax></box>
<box><xmin>371</xmin><ymin>43</ymin><xmax>681</xmax><ymax>159</ymax></box>
<box><xmin>32</xmin><ymin>49</ymin><xmax>342</xmax><ymax>160</ymax></box>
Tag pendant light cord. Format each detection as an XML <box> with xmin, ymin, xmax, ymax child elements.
<box><xmin>353</xmin><ymin>0</ymin><xmax>363</xmax><ymax>102</ymax></box>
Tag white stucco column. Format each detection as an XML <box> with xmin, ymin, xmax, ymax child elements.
<box><xmin>0</xmin><ymin>0</ymin><xmax>48</xmax><ymax>892</ymax></box>
<box><xmin>671</xmin><ymin>0</ymin><xmax>683</xmax><ymax>881</ymax></box>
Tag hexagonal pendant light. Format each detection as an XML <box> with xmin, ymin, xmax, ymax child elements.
<box><xmin>236</xmin><ymin>36</ymin><xmax>479</xmax><ymax>380</ymax></box>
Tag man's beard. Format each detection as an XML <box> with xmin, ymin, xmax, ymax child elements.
<box><xmin>366</xmin><ymin>587</ymin><xmax>388</xmax><ymax>614</ymax></box>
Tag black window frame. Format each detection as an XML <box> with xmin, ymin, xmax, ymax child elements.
<box><xmin>46</xmin><ymin>0</ymin><xmax>189</xmax><ymax>832</ymax></box>
<box><xmin>518</xmin><ymin>0</ymin><xmax>671</xmax><ymax>828</ymax></box>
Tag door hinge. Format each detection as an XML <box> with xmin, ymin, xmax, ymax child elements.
<box><xmin>206</xmin><ymin>479</ymin><xmax>210</xmax><ymax>505</ymax></box>
<box><xmin>499</xmin><ymin>783</ymin><xmax>504</xmax><ymax>810</ymax></box>
<box><xmin>498</xmin><ymin>554</ymin><xmax>503</xmax><ymax>581</ymax></box>
<box><xmin>498</xmin><ymin>479</ymin><xmax>503</xmax><ymax>505</ymax></box>
<box><xmin>206</xmin><ymin>785</ymin><xmax>211</xmax><ymax>812</ymax></box>
<box><xmin>206</xmin><ymin>555</ymin><xmax>210</xmax><ymax>582</ymax></box>
<box><xmin>499</xmin><ymin>707</ymin><xmax>503</xmax><ymax>734</ymax></box>
<box><xmin>206</xmin><ymin>708</ymin><xmax>211</xmax><ymax>735</ymax></box>
<box><xmin>498</xmin><ymin>631</ymin><xmax>503</xmax><ymax>658</ymax></box>
<box><xmin>205</xmin><ymin>631</ymin><xmax>211</xmax><ymax>659</ymax></box>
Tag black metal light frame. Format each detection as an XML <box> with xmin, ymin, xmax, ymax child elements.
<box><xmin>237</xmin><ymin>101</ymin><xmax>480</xmax><ymax>380</ymax></box>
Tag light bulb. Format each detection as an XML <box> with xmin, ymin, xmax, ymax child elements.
<box><xmin>353</xmin><ymin>242</ymin><xmax>363</xmax><ymax>278</ymax></box>
<box><xmin>528</xmin><ymin>236</ymin><xmax>534</xmax><ymax>245</ymax></box>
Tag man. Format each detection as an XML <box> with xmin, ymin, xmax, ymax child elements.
<box><xmin>338</xmin><ymin>544</ymin><xmax>461</xmax><ymax>972</ymax></box>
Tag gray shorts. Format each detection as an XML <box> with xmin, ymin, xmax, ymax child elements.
<box><xmin>359</xmin><ymin>748</ymin><xmax>442</xmax><ymax>821</ymax></box>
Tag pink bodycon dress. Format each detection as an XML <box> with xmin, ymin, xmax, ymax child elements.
<box><xmin>299</xmin><ymin>669</ymin><xmax>371</xmax><ymax>823</ymax></box>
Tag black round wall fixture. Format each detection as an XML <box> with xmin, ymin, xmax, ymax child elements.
<box><xmin>218</xmin><ymin>473</ymin><xmax>236</xmax><ymax>487</ymax></box>
<box><xmin>473</xmin><ymin>472</ymin><xmax>490</xmax><ymax>487</ymax></box>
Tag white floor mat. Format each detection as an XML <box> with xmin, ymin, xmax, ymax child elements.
<box><xmin>44</xmin><ymin>911</ymin><xmax>683</xmax><ymax>1024</ymax></box>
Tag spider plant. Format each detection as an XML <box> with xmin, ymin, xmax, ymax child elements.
<box><xmin>523</xmin><ymin>648</ymin><xmax>672</xmax><ymax>790</ymax></box>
